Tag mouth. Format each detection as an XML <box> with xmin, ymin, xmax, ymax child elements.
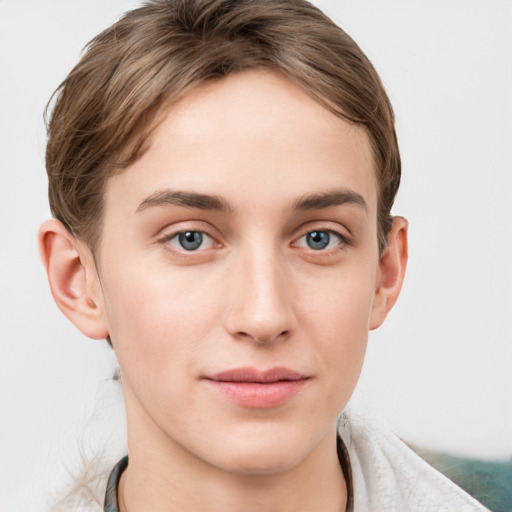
<box><xmin>203</xmin><ymin>366</ymin><xmax>310</xmax><ymax>408</ymax></box>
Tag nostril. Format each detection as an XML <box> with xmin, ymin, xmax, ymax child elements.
<box><xmin>252</xmin><ymin>330</ymin><xmax>290</xmax><ymax>344</ymax></box>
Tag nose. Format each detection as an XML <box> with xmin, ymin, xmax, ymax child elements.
<box><xmin>222</xmin><ymin>247</ymin><xmax>297</xmax><ymax>345</ymax></box>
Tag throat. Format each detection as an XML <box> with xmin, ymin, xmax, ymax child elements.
<box><xmin>116</xmin><ymin>438</ymin><xmax>347</xmax><ymax>512</ymax></box>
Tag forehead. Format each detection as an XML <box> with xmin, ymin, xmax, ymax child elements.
<box><xmin>104</xmin><ymin>70</ymin><xmax>377</xmax><ymax>220</ymax></box>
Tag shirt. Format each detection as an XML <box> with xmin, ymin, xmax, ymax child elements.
<box><xmin>103</xmin><ymin>412</ymin><xmax>489</xmax><ymax>511</ymax></box>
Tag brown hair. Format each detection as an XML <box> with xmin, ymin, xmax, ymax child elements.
<box><xmin>45</xmin><ymin>0</ymin><xmax>400</xmax><ymax>252</ymax></box>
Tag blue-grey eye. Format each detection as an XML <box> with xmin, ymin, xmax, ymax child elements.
<box><xmin>166</xmin><ymin>230</ymin><xmax>215</xmax><ymax>253</ymax></box>
<box><xmin>169</xmin><ymin>231</ymin><xmax>205</xmax><ymax>251</ymax></box>
<box><xmin>306</xmin><ymin>231</ymin><xmax>331</xmax><ymax>250</ymax></box>
<box><xmin>295</xmin><ymin>230</ymin><xmax>343</xmax><ymax>251</ymax></box>
<box><xmin>179</xmin><ymin>231</ymin><xmax>203</xmax><ymax>250</ymax></box>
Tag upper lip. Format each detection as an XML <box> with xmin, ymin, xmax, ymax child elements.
<box><xmin>205</xmin><ymin>366</ymin><xmax>308</xmax><ymax>383</ymax></box>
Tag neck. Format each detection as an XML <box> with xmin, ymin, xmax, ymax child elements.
<box><xmin>119</xmin><ymin>438</ymin><xmax>346</xmax><ymax>512</ymax></box>
<box><xmin>119</xmin><ymin>397</ymin><xmax>347</xmax><ymax>512</ymax></box>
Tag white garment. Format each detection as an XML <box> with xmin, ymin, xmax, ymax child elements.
<box><xmin>338</xmin><ymin>412</ymin><xmax>491</xmax><ymax>512</ymax></box>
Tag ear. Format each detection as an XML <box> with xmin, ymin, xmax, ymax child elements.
<box><xmin>370</xmin><ymin>217</ymin><xmax>408</xmax><ymax>330</ymax></box>
<box><xmin>38</xmin><ymin>219</ymin><xmax>109</xmax><ymax>340</ymax></box>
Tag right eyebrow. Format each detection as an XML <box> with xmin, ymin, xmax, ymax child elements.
<box><xmin>292</xmin><ymin>189</ymin><xmax>368</xmax><ymax>213</ymax></box>
<box><xmin>136</xmin><ymin>189</ymin><xmax>234</xmax><ymax>214</ymax></box>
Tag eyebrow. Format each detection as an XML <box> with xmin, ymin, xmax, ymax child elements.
<box><xmin>292</xmin><ymin>189</ymin><xmax>367</xmax><ymax>212</ymax></box>
<box><xmin>136</xmin><ymin>189</ymin><xmax>233</xmax><ymax>213</ymax></box>
<box><xmin>136</xmin><ymin>188</ymin><xmax>367</xmax><ymax>215</ymax></box>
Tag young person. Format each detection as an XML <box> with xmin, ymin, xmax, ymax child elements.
<box><xmin>39</xmin><ymin>0</ymin><xmax>490</xmax><ymax>510</ymax></box>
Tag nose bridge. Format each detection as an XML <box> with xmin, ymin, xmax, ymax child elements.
<box><xmin>223</xmin><ymin>240</ymin><xmax>295</xmax><ymax>343</ymax></box>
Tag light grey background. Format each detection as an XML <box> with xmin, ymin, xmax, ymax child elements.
<box><xmin>1</xmin><ymin>0</ymin><xmax>511</xmax><ymax>509</ymax></box>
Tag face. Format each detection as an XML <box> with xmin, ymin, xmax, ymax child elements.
<box><xmin>92</xmin><ymin>70</ymin><xmax>383</xmax><ymax>474</ymax></box>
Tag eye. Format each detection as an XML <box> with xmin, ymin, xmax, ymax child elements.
<box><xmin>167</xmin><ymin>231</ymin><xmax>215</xmax><ymax>251</ymax></box>
<box><xmin>295</xmin><ymin>230</ymin><xmax>344</xmax><ymax>251</ymax></box>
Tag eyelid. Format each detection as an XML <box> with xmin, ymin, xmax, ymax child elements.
<box><xmin>292</xmin><ymin>222</ymin><xmax>352</xmax><ymax>244</ymax></box>
<box><xmin>293</xmin><ymin>230</ymin><xmax>347</xmax><ymax>251</ymax></box>
<box><xmin>159</xmin><ymin>230</ymin><xmax>217</xmax><ymax>245</ymax></box>
<box><xmin>168</xmin><ymin>231</ymin><xmax>215</xmax><ymax>251</ymax></box>
<box><xmin>156</xmin><ymin>222</ymin><xmax>223</xmax><ymax>257</ymax></box>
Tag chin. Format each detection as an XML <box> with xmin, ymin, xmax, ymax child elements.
<box><xmin>216</xmin><ymin>447</ymin><xmax>301</xmax><ymax>476</ymax></box>
<box><xmin>202</xmin><ymin>425</ymin><xmax>315</xmax><ymax>476</ymax></box>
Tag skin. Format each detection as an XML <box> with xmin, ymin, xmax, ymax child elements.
<box><xmin>40</xmin><ymin>70</ymin><xmax>407</xmax><ymax>512</ymax></box>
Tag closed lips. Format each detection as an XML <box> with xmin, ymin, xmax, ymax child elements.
<box><xmin>205</xmin><ymin>367</ymin><xmax>309</xmax><ymax>383</ymax></box>
<box><xmin>203</xmin><ymin>367</ymin><xmax>310</xmax><ymax>408</ymax></box>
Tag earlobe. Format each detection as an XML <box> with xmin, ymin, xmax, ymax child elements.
<box><xmin>38</xmin><ymin>219</ymin><xmax>109</xmax><ymax>340</ymax></box>
<box><xmin>369</xmin><ymin>217</ymin><xmax>408</xmax><ymax>330</ymax></box>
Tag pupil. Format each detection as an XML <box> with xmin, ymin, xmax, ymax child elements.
<box><xmin>179</xmin><ymin>231</ymin><xmax>202</xmax><ymax>250</ymax></box>
<box><xmin>307</xmin><ymin>231</ymin><xmax>329</xmax><ymax>250</ymax></box>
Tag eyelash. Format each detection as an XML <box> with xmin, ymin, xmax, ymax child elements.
<box><xmin>293</xmin><ymin>229</ymin><xmax>350</xmax><ymax>253</ymax></box>
<box><xmin>158</xmin><ymin>229</ymin><xmax>218</xmax><ymax>258</ymax></box>
<box><xmin>157</xmin><ymin>226</ymin><xmax>351</xmax><ymax>258</ymax></box>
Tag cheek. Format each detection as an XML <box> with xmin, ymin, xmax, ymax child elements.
<box><xmin>99</xmin><ymin>261</ymin><xmax>220</xmax><ymax>379</ymax></box>
<box><xmin>298</xmin><ymin>256</ymin><xmax>377</xmax><ymax>334</ymax></box>
<box><xmin>317</xmin><ymin>290</ymin><xmax>371</xmax><ymax>373</ymax></box>
<box><xmin>296</xmin><ymin>261</ymin><xmax>376</xmax><ymax>389</ymax></box>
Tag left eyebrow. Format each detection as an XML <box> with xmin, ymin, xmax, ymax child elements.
<box><xmin>136</xmin><ymin>189</ymin><xmax>233</xmax><ymax>213</ymax></box>
<box><xmin>292</xmin><ymin>189</ymin><xmax>368</xmax><ymax>212</ymax></box>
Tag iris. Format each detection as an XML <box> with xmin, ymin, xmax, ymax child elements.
<box><xmin>306</xmin><ymin>231</ymin><xmax>330</xmax><ymax>250</ymax></box>
<box><xmin>178</xmin><ymin>231</ymin><xmax>203</xmax><ymax>250</ymax></box>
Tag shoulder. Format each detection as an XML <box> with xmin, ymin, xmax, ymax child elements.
<box><xmin>338</xmin><ymin>410</ymin><xmax>491</xmax><ymax>512</ymax></box>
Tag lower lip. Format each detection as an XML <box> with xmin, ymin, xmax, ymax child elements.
<box><xmin>204</xmin><ymin>379</ymin><xmax>308</xmax><ymax>408</ymax></box>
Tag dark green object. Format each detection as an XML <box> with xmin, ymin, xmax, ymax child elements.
<box><xmin>410</xmin><ymin>445</ymin><xmax>512</xmax><ymax>512</ymax></box>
